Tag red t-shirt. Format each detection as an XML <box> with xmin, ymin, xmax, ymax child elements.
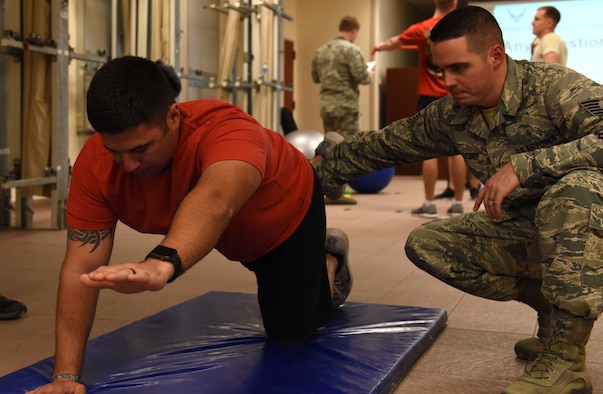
<box><xmin>66</xmin><ymin>100</ymin><xmax>314</xmax><ymax>262</ymax></box>
<box><xmin>399</xmin><ymin>17</ymin><xmax>448</xmax><ymax>98</ymax></box>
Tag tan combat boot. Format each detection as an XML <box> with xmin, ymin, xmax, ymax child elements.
<box><xmin>514</xmin><ymin>279</ymin><xmax>553</xmax><ymax>361</ymax></box>
<box><xmin>503</xmin><ymin>308</ymin><xmax>594</xmax><ymax>394</ymax></box>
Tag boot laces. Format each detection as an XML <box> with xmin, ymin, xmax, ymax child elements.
<box><xmin>526</xmin><ymin>318</ymin><xmax>570</xmax><ymax>379</ymax></box>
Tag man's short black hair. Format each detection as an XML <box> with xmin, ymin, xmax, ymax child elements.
<box><xmin>430</xmin><ymin>6</ymin><xmax>504</xmax><ymax>55</ymax></box>
<box><xmin>87</xmin><ymin>56</ymin><xmax>176</xmax><ymax>134</ymax></box>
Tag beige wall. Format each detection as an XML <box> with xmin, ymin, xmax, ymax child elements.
<box><xmin>291</xmin><ymin>0</ymin><xmax>377</xmax><ymax>133</ymax></box>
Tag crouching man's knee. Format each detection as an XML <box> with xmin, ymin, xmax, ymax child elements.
<box><xmin>404</xmin><ymin>226</ymin><xmax>443</xmax><ymax>276</ymax></box>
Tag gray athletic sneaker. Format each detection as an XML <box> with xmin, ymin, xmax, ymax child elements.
<box><xmin>314</xmin><ymin>132</ymin><xmax>346</xmax><ymax>200</ymax></box>
<box><xmin>446</xmin><ymin>204</ymin><xmax>463</xmax><ymax>216</ymax></box>
<box><xmin>325</xmin><ymin>228</ymin><xmax>352</xmax><ymax>308</ymax></box>
<box><xmin>411</xmin><ymin>203</ymin><xmax>437</xmax><ymax>218</ymax></box>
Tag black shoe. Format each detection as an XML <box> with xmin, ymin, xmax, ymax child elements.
<box><xmin>470</xmin><ymin>184</ymin><xmax>482</xmax><ymax>200</ymax></box>
<box><xmin>0</xmin><ymin>295</ymin><xmax>27</xmax><ymax>320</ymax></box>
<box><xmin>434</xmin><ymin>187</ymin><xmax>454</xmax><ymax>199</ymax></box>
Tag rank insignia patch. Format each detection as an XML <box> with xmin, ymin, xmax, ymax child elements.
<box><xmin>580</xmin><ymin>100</ymin><xmax>603</xmax><ymax>116</ymax></box>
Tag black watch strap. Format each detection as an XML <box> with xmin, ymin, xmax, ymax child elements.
<box><xmin>145</xmin><ymin>245</ymin><xmax>183</xmax><ymax>283</ymax></box>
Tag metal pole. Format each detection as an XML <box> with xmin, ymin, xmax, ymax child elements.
<box><xmin>111</xmin><ymin>0</ymin><xmax>118</xmax><ymax>58</ymax></box>
<box><xmin>50</xmin><ymin>0</ymin><xmax>70</xmax><ymax>229</ymax></box>
<box><xmin>274</xmin><ymin>0</ymin><xmax>283</xmax><ymax>132</ymax></box>
<box><xmin>246</xmin><ymin>0</ymin><xmax>253</xmax><ymax>113</ymax></box>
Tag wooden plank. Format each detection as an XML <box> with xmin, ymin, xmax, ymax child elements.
<box><xmin>216</xmin><ymin>8</ymin><xmax>240</xmax><ymax>101</ymax></box>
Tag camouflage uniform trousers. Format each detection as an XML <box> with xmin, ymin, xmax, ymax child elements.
<box><xmin>405</xmin><ymin>169</ymin><xmax>603</xmax><ymax>319</ymax></box>
<box><xmin>321</xmin><ymin>111</ymin><xmax>359</xmax><ymax>140</ymax></box>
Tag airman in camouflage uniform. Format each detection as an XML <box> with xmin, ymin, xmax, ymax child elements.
<box><xmin>316</xmin><ymin>6</ymin><xmax>602</xmax><ymax>393</ymax></box>
<box><xmin>311</xmin><ymin>16</ymin><xmax>372</xmax><ymax>139</ymax></box>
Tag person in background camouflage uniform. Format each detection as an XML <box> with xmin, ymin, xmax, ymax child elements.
<box><xmin>311</xmin><ymin>16</ymin><xmax>373</xmax><ymax>140</ymax></box>
<box><xmin>316</xmin><ymin>6</ymin><xmax>602</xmax><ymax>393</ymax></box>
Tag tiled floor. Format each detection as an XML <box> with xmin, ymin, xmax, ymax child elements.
<box><xmin>1</xmin><ymin>176</ymin><xmax>602</xmax><ymax>393</ymax></box>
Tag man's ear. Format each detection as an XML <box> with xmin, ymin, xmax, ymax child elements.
<box><xmin>490</xmin><ymin>44</ymin><xmax>505</xmax><ymax>68</ymax></box>
<box><xmin>546</xmin><ymin>17</ymin><xmax>555</xmax><ymax>30</ymax></box>
<box><xmin>166</xmin><ymin>103</ymin><xmax>180</xmax><ymax>128</ymax></box>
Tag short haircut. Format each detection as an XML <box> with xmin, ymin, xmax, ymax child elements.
<box><xmin>86</xmin><ymin>56</ymin><xmax>176</xmax><ymax>135</ymax></box>
<box><xmin>339</xmin><ymin>16</ymin><xmax>359</xmax><ymax>32</ymax></box>
<box><xmin>430</xmin><ymin>6</ymin><xmax>504</xmax><ymax>56</ymax></box>
<box><xmin>539</xmin><ymin>6</ymin><xmax>561</xmax><ymax>26</ymax></box>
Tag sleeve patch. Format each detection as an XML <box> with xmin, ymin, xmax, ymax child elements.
<box><xmin>580</xmin><ymin>100</ymin><xmax>603</xmax><ymax>116</ymax></box>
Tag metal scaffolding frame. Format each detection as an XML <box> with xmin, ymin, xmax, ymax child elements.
<box><xmin>173</xmin><ymin>0</ymin><xmax>292</xmax><ymax>131</ymax></box>
<box><xmin>0</xmin><ymin>0</ymin><xmax>292</xmax><ymax>229</ymax></box>
<box><xmin>0</xmin><ymin>0</ymin><xmax>109</xmax><ymax>230</ymax></box>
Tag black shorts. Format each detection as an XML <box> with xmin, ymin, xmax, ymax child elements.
<box><xmin>242</xmin><ymin>170</ymin><xmax>332</xmax><ymax>341</ymax></box>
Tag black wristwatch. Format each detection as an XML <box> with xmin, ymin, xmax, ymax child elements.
<box><xmin>145</xmin><ymin>245</ymin><xmax>183</xmax><ymax>283</ymax></box>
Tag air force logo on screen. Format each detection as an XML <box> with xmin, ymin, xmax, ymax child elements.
<box><xmin>492</xmin><ymin>0</ymin><xmax>603</xmax><ymax>84</ymax></box>
<box><xmin>507</xmin><ymin>7</ymin><xmax>526</xmax><ymax>23</ymax></box>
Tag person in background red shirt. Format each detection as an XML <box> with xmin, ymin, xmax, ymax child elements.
<box><xmin>373</xmin><ymin>0</ymin><xmax>480</xmax><ymax>217</ymax></box>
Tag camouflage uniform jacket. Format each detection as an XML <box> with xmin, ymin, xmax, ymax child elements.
<box><xmin>311</xmin><ymin>36</ymin><xmax>372</xmax><ymax>116</ymax></box>
<box><xmin>318</xmin><ymin>56</ymin><xmax>603</xmax><ymax>212</ymax></box>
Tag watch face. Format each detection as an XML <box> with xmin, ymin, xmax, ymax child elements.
<box><xmin>152</xmin><ymin>245</ymin><xmax>178</xmax><ymax>258</ymax></box>
<box><xmin>147</xmin><ymin>245</ymin><xmax>182</xmax><ymax>283</ymax></box>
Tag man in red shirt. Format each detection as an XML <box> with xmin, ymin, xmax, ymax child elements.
<box><xmin>29</xmin><ymin>56</ymin><xmax>352</xmax><ymax>393</ymax></box>
<box><xmin>372</xmin><ymin>0</ymin><xmax>472</xmax><ymax>218</ymax></box>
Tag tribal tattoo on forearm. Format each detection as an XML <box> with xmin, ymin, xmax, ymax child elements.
<box><xmin>68</xmin><ymin>227</ymin><xmax>114</xmax><ymax>253</ymax></box>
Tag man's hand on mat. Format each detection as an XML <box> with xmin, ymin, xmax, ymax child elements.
<box><xmin>80</xmin><ymin>261</ymin><xmax>169</xmax><ymax>293</ymax></box>
<box><xmin>26</xmin><ymin>379</ymin><xmax>85</xmax><ymax>394</ymax></box>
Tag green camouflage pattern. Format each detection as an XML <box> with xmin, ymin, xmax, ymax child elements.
<box><xmin>404</xmin><ymin>210</ymin><xmax>543</xmax><ymax>301</ymax></box>
<box><xmin>321</xmin><ymin>111</ymin><xmax>359</xmax><ymax>139</ymax></box>
<box><xmin>311</xmin><ymin>36</ymin><xmax>372</xmax><ymax>117</ymax></box>
<box><xmin>317</xmin><ymin>57</ymin><xmax>603</xmax><ymax>318</ymax></box>
<box><xmin>536</xmin><ymin>170</ymin><xmax>603</xmax><ymax>319</ymax></box>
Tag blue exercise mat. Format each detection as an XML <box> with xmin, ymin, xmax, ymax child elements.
<box><xmin>0</xmin><ymin>291</ymin><xmax>447</xmax><ymax>394</ymax></box>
